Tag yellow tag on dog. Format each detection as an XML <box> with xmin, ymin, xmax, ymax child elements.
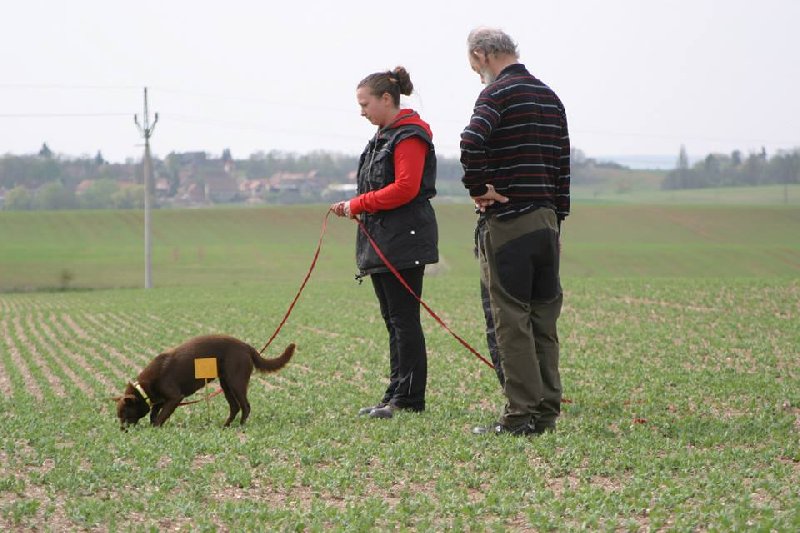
<box><xmin>194</xmin><ymin>357</ymin><xmax>218</xmax><ymax>379</ymax></box>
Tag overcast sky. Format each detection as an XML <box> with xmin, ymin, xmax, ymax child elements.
<box><xmin>2</xmin><ymin>0</ymin><xmax>798</xmax><ymax>165</ymax></box>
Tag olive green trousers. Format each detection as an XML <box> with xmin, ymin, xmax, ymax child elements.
<box><xmin>477</xmin><ymin>207</ymin><xmax>563</xmax><ymax>429</ymax></box>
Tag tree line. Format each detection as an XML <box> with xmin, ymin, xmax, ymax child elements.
<box><xmin>2</xmin><ymin>143</ymin><xmax>798</xmax><ymax>210</ymax></box>
<box><xmin>0</xmin><ymin>145</ymin><xmax>472</xmax><ymax>210</ymax></box>
<box><xmin>662</xmin><ymin>145</ymin><xmax>800</xmax><ymax>190</ymax></box>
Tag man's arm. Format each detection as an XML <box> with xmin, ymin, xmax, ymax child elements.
<box><xmin>556</xmin><ymin>111</ymin><xmax>571</xmax><ymax>224</ymax></box>
<box><xmin>460</xmin><ymin>92</ymin><xmax>501</xmax><ymax>197</ymax></box>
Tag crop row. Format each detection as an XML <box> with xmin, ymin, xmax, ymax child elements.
<box><xmin>0</xmin><ymin>297</ymin><xmax>217</xmax><ymax>403</ymax></box>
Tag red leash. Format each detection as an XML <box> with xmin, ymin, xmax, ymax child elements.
<box><xmin>258</xmin><ymin>208</ymin><xmax>493</xmax><ymax>368</ymax></box>
<box><xmin>355</xmin><ymin>218</ymin><xmax>495</xmax><ymax>369</ymax></box>
<box><xmin>178</xmin><ymin>388</ymin><xmax>224</xmax><ymax>406</ymax></box>
<box><xmin>179</xmin><ymin>212</ymin><xmax>331</xmax><ymax>409</ymax></box>
<box><xmin>180</xmin><ymin>209</ymin><xmax>492</xmax><ymax>409</ymax></box>
<box><xmin>259</xmin><ymin>210</ymin><xmax>332</xmax><ymax>355</ymax></box>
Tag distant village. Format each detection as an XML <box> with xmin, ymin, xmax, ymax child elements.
<box><xmin>0</xmin><ymin>146</ymin><xmax>384</xmax><ymax>210</ymax></box>
<box><xmin>0</xmin><ymin>144</ymin><xmax>476</xmax><ymax>210</ymax></box>
<box><xmin>3</xmin><ymin>143</ymin><xmax>792</xmax><ymax>211</ymax></box>
<box><xmin>146</xmin><ymin>151</ymin><xmax>360</xmax><ymax>207</ymax></box>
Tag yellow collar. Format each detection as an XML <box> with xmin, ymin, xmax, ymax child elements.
<box><xmin>130</xmin><ymin>380</ymin><xmax>151</xmax><ymax>408</ymax></box>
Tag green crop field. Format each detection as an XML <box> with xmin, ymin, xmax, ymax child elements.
<box><xmin>2</xmin><ymin>200</ymin><xmax>798</xmax><ymax>290</ymax></box>
<box><xmin>1</xmin><ymin>198</ymin><xmax>799</xmax><ymax>530</ymax></box>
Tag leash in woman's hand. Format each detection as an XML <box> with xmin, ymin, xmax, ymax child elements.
<box><xmin>263</xmin><ymin>207</ymin><xmax>495</xmax><ymax>368</ymax></box>
<box><xmin>351</xmin><ymin>216</ymin><xmax>494</xmax><ymax>369</ymax></box>
<box><xmin>258</xmin><ymin>209</ymin><xmax>332</xmax><ymax>354</ymax></box>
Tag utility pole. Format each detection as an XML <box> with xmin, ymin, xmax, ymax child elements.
<box><xmin>135</xmin><ymin>87</ymin><xmax>158</xmax><ymax>289</ymax></box>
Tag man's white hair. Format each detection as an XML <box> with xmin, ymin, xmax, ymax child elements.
<box><xmin>467</xmin><ymin>27</ymin><xmax>519</xmax><ymax>58</ymax></box>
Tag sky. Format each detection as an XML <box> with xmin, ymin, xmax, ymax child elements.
<box><xmin>2</xmin><ymin>0</ymin><xmax>798</xmax><ymax>167</ymax></box>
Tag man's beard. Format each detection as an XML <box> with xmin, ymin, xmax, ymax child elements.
<box><xmin>481</xmin><ymin>68</ymin><xmax>496</xmax><ymax>85</ymax></box>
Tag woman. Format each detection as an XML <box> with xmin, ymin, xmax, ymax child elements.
<box><xmin>330</xmin><ymin>66</ymin><xmax>438</xmax><ymax>419</ymax></box>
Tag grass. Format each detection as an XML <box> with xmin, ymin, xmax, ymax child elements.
<box><xmin>573</xmin><ymin>183</ymin><xmax>800</xmax><ymax>206</ymax></box>
<box><xmin>0</xmin><ymin>278</ymin><xmax>798</xmax><ymax>530</ymax></box>
<box><xmin>1</xmin><ymin>198</ymin><xmax>798</xmax><ymax>291</ymax></box>
<box><xmin>0</xmin><ymin>194</ymin><xmax>799</xmax><ymax>529</ymax></box>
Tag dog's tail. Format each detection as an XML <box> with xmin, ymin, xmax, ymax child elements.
<box><xmin>251</xmin><ymin>343</ymin><xmax>295</xmax><ymax>373</ymax></box>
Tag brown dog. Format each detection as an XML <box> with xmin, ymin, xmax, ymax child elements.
<box><xmin>115</xmin><ymin>334</ymin><xmax>295</xmax><ymax>429</ymax></box>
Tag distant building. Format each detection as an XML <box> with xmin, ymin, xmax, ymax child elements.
<box><xmin>155</xmin><ymin>178</ymin><xmax>170</xmax><ymax>197</ymax></box>
<box><xmin>170</xmin><ymin>152</ymin><xmax>240</xmax><ymax>204</ymax></box>
<box><xmin>322</xmin><ymin>183</ymin><xmax>357</xmax><ymax>202</ymax></box>
<box><xmin>75</xmin><ymin>179</ymin><xmax>95</xmax><ymax>195</ymax></box>
<box><xmin>204</xmin><ymin>173</ymin><xmax>238</xmax><ymax>203</ymax></box>
<box><xmin>239</xmin><ymin>178</ymin><xmax>268</xmax><ymax>198</ymax></box>
<box><xmin>268</xmin><ymin>170</ymin><xmax>318</xmax><ymax>192</ymax></box>
<box><xmin>180</xmin><ymin>183</ymin><xmax>206</xmax><ymax>204</ymax></box>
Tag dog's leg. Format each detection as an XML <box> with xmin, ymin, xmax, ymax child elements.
<box><xmin>153</xmin><ymin>398</ymin><xmax>182</xmax><ymax>427</ymax></box>
<box><xmin>238</xmin><ymin>395</ymin><xmax>251</xmax><ymax>426</ymax></box>
<box><xmin>221</xmin><ymin>384</ymin><xmax>240</xmax><ymax>427</ymax></box>
<box><xmin>150</xmin><ymin>404</ymin><xmax>163</xmax><ymax>425</ymax></box>
<box><xmin>231</xmin><ymin>381</ymin><xmax>251</xmax><ymax>426</ymax></box>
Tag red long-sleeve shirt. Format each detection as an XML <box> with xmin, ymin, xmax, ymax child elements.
<box><xmin>348</xmin><ymin>136</ymin><xmax>427</xmax><ymax>216</ymax></box>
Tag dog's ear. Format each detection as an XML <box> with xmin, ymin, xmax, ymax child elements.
<box><xmin>110</xmin><ymin>394</ymin><xmax>136</xmax><ymax>402</ymax></box>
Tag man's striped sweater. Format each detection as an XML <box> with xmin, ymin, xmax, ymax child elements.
<box><xmin>460</xmin><ymin>63</ymin><xmax>570</xmax><ymax>221</ymax></box>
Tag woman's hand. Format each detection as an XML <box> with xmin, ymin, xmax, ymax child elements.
<box><xmin>329</xmin><ymin>201</ymin><xmax>353</xmax><ymax>218</ymax></box>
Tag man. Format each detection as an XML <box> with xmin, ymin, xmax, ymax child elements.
<box><xmin>461</xmin><ymin>27</ymin><xmax>570</xmax><ymax>436</ymax></box>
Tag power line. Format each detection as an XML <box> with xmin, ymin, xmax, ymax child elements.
<box><xmin>0</xmin><ymin>83</ymin><xmax>139</xmax><ymax>90</ymax></box>
<box><xmin>0</xmin><ymin>112</ymin><xmax>130</xmax><ymax>118</ymax></box>
<box><xmin>163</xmin><ymin>113</ymin><xmax>365</xmax><ymax>141</ymax></box>
<box><xmin>151</xmin><ymin>86</ymin><xmax>354</xmax><ymax>115</ymax></box>
<box><xmin>0</xmin><ymin>85</ymin><xmax>795</xmax><ymax>155</ymax></box>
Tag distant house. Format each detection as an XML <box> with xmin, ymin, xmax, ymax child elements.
<box><xmin>322</xmin><ymin>183</ymin><xmax>357</xmax><ymax>202</ymax></box>
<box><xmin>155</xmin><ymin>178</ymin><xmax>170</xmax><ymax>197</ymax></box>
<box><xmin>180</xmin><ymin>183</ymin><xmax>206</xmax><ymax>204</ymax></box>
<box><xmin>104</xmin><ymin>162</ymin><xmax>138</xmax><ymax>183</ymax></box>
<box><xmin>239</xmin><ymin>178</ymin><xmax>268</xmax><ymax>199</ymax></box>
<box><xmin>75</xmin><ymin>179</ymin><xmax>95</xmax><ymax>195</ymax></box>
<box><xmin>204</xmin><ymin>173</ymin><xmax>238</xmax><ymax>203</ymax></box>
<box><xmin>172</xmin><ymin>153</ymin><xmax>239</xmax><ymax>204</ymax></box>
<box><xmin>268</xmin><ymin>170</ymin><xmax>318</xmax><ymax>192</ymax></box>
<box><xmin>176</xmin><ymin>151</ymin><xmax>208</xmax><ymax>165</ymax></box>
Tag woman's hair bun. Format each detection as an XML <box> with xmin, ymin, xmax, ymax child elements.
<box><xmin>392</xmin><ymin>66</ymin><xmax>414</xmax><ymax>96</ymax></box>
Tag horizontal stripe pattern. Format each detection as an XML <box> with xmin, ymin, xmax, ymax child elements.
<box><xmin>461</xmin><ymin>64</ymin><xmax>570</xmax><ymax>219</ymax></box>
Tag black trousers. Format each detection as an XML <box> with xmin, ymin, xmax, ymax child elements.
<box><xmin>370</xmin><ymin>266</ymin><xmax>427</xmax><ymax>411</ymax></box>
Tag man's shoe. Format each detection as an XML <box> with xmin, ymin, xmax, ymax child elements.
<box><xmin>532</xmin><ymin>423</ymin><xmax>556</xmax><ymax>435</ymax></box>
<box><xmin>471</xmin><ymin>422</ymin><xmax>502</xmax><ymax>435</ymax></box>
<box><xmin>357</xmin><ymin>402</ymin><xmax>387</xmax><ymax>416</ymax></box>
<box><xmin>472</xmin><ymin>422</ymin><xmax>538</xmax><ymax>436</ymax></box>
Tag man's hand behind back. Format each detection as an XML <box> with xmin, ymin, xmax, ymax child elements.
<box><xmin>471</xmin><ymin>184</ymin><xmax>509</xmax><ymax>212</ymax></box>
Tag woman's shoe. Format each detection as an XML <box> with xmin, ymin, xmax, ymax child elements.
<box><xmin>357</xmin><ymin>402</ymin><xmax>387</xmax><ymax>416</ymax></box>
<box><xmin>368</xmin><ymin>404</ymin><xmax>424</xmax><ymax>419</ymax></box>
<box><xmin>368</xmin><ymin>404</ymin><xmax>396</xmax><ymax>418</ymax></box>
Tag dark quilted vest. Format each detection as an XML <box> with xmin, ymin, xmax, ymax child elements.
<box><xmin>355</xmin><ymin>123</ymin><xmax>438</xmax><ymax>275</ymax></box>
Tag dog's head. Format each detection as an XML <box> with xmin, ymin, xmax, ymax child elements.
<box><xmin>113</xmin><ymin>385</ymin><xmax>151</xmax><ymax>430</ymax></box>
